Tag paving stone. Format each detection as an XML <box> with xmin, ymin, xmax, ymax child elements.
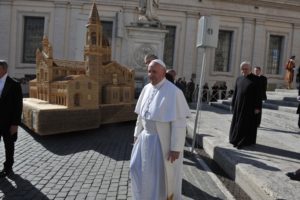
<box><xmin>0</xmin><ymin>121</ymin><xmax>236</xmax><ymax>199</ymax></box>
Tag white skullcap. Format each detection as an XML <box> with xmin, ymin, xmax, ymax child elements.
<box><xmin>150</xmin><ymin>59</ymin><xmax>166</xmax><ymax>68</ymax></box>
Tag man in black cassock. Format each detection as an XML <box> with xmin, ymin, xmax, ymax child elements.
<box><xmin>229</xmin><ymin>61</ymin><xmax>262</xmax><ymax>149</ymax></box>
<box><xmin>254</xmin><ymin>66</ymin><xmax>267</xmax><ymax>127</ymax></box>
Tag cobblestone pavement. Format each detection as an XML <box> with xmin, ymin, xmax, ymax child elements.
<box><xmin>0</xmin><ymin>122</ymin><xmax>232</xmax><ymax>200</ymax></box>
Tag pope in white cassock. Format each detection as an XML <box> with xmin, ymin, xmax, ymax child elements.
<box><xmin>130</xmin><ymin>59</ymin><xmax>191</xmax><ymax>200</ymax></box>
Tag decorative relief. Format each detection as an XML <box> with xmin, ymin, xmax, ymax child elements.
<box><xmin>133</xmin><ymin>44</ymin><xmax>155</xmax><ymax>69</ymax></box>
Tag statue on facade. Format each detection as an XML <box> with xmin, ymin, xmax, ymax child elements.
<box><xmin>138</xmin><ymin>0</ymin><xmax>160</xmax><ymax>23</ymax></box>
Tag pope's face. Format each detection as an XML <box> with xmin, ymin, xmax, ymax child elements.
<box><xmin>148</xmin><ymin>62</ymin><xmax>165</xmax><ymax>85</ymax></box>
<box><xmin>241</xmin><ymin>64</ymin><xmax>251</xmax><ymax>77</ymax></box>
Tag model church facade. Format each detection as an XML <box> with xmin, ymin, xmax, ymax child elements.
<box><xmin>22</xmin><ymin>3</ymin><xmax>136</xmax><ymax>135</ymax></box>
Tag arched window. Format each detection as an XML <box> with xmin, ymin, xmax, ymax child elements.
<box><xmin>91</xmin><ymin>32</ymin><xmax>96</xmax><ymax>45</ymax></box>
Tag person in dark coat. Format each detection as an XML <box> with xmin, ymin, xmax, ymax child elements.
<box><xmin>201</xmin><ymin>83</ymin><xmax>209</xmax><ymax>103</ymax></box>
<box><xmin>229</xmin><ymin>61</ymin><xmax>262</xmax><ymax>149</ymax></box>
<box><xmin>219</xmin><ymin>82</ymin><xmax>227</xmax><ymax>100</ymax></box>
<box><xmin>186</xmin><ymin>78</ymin><xmax>195</xmax><ymax>103</ymax></box>
<box><xmin>166</xmin><ymin>69</ymin><xmax>176</xmax><ymax>84</ymax></box>
<box><xmin>254</xmin><ymin>66</ymin><xmax>268</xmax><ymax>127</ymax></box>
<box><xmin>211</xmin><ymin>82</ymin><xmax>219</xmax><ymax>102</ymax></box>
<box><xmin>0</xmin><ymin>60</ymin><xmax>23</xmax><ymax>177</ymax></box>
<box><xmin>296</xmin><ymin>67</ymin><xmax>300</xmax><ymax>128</ymax></box>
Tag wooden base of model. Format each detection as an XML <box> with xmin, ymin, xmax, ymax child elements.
<box><xmin>22</xmin><ymin>98</ymin><xmax>136</xmax><ymax>135</ymax></box>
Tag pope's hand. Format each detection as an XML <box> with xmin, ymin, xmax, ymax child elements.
<box><xmin>167</xmin><ymin>151</ymin><xmax>180</xmax><ymax>163</ymax></box>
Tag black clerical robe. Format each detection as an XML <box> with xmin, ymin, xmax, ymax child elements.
<box><xmin>259</xmin><ymin>75</ymin><xmax>267</xmax><ymax>101</ymax></box>
<box><xmin>229</xmin><ymin>73</ymin><xmax>262</xmax><ymax>147</ymax></box>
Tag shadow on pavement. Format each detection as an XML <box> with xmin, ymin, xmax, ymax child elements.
<box><xmin>245</xmin><ymin>144</ymin><xmax>300</xmax><ymax>161</ymax></box>
<box><xmin>182</xmin><ymin>179</ymin><xmax>222</xmax><ymax>200</ymax></box>
<box><xmin>185</xmin><ymin>134</ymin><xmax>214</xmax><ymax>150</ymax></box>
<box><xmin>190</xmin><ymin>104</ymin><xmax>231</xmax><ymax>115</ymax></box>
<box><xmin>21</xmin><ymin>121</ymin><xmax>135</xmax><ymax>161</ymax></box>
<box><xmin>0</xmin><ymin>174</ymin><xmax>49</xmax><ymax>200</ymax></box>
<box><xmin>213</xmin><ymin>146</ymin><xmax>280</xmax><ymax>179</ymax></box>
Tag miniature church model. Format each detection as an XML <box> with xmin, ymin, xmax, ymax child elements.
<box><xmin>22</xmin><ymin>3</ymin><xmax>136</xmax><ymax>135</ymax></box>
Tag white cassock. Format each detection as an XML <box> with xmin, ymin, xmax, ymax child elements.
<box><xmin>130</xmin><ymin>78</ymin><xmax>191</xmax><ymax>200</ymax></box>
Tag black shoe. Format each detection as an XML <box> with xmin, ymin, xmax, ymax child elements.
<box><xmin>286</xmin><ymin>172</ymin><xmax>300</xmax><ymax>181</ymax></box>
<box><xmin>0</xmin><ymin>169</ymin><xmax>13</xmax><ymax>178</ymax></box>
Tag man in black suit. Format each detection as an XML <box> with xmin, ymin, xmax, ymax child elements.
<box><xmin>254</xmin><ymin>66</ymin><xmax>267</xmax><ymax>127</ymax></box>
<box><xmin>0</xmin><ymin>60</ymin><xmax>23</xmax><ymax>177</ymax></box>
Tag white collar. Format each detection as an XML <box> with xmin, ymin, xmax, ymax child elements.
<box><xmin>151</xmin><ymin>78</ymin><xmax>166</xmax><ymax>89</ymax></box>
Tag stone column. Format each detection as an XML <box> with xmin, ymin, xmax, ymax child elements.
<box><xmin>291</xmin><ymin>23</ymin><xmax>300</xmax><ymax>65</ymax></box>
<box><xmin>53</xmin><ymin>2</ymin><xmax>69</xmax><ymax>59</ymax></box>
<box><xmin>252</xmin><ymin>19</ymin><xmax>266</xmax><ymax>67</ymax></box>
<box><xmin>240</xmin><ymin>17</ymin><xmax>255</xmax><ymax>62</ymax></box>
<box><xmin>181</xmin><ymin>12</ymin><xmax>198</xmax><ymax>81</ymax></box>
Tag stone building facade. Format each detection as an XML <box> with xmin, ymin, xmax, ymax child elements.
<box><xmin>1</xmin><ymin>0</ymin><xmax>300</xmax><ymax>92</ymax></box>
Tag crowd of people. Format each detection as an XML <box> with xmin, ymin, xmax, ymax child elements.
<box><xmin>0</xmin><ymin>53</ymin><xmax>299</xmax><ymax>200</ymax></box>
<box><xmin>132</xmin><ymin>54</ymin><xmax>300</xmax><ymax>199</ymax></box>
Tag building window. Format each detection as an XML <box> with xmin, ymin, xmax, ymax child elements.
<box><xmin>88</xmin><ymin>82</ymin><xmax>92</xmax><ymax>89</ymax></box>
<box><xmin>101</xmin><ymin>21</ymin><xmax>113</xmax><ymax>47</ymax></box>
<box><xmin>164</xmin><ymin>26</ymin><xmax>176</xmax><ymax>67</ymax></box>
<box><xmin>23</xmin><ymin>16</ymin><xmax>45</xmax><ymax>63</ymax></box>
<box><xmin>214</xmin><ymin>30</ymin><xmax>232</xmax><ymax>72</ymax></box>
<box><xmin>91</xmin><ymin>32</ymin><xmax>97</xmax><ymax>45</ymax></box>
<box><xmin>267</xmin><ymin>35</ymin><xmax>283</xmax><ymax>75</ymax></box>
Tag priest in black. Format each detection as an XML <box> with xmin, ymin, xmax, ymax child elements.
<box><xmin>229</xmin><ymin>61</ymin><xmax>262</xmax><ymax>149</ymax></box>
<box><xmin>254</xmin><ymin>66</ymin><xmax>268</xmax><ymax>127</ymax></box>
<box><xmin>0</xmin><ymin>60</ymin><xmax>23</xmax><ymax>177</ymax></box>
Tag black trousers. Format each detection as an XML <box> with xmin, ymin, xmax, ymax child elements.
<box><xmin>1</xmin><ymin>131</ymin><xmax>17</xmax><ymax>171</ymax></box>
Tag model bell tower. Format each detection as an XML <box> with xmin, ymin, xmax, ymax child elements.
<box><xmin>84</xmin><ymin>2</ymin><xmax>103</xmax><ymax>82</ymax></box>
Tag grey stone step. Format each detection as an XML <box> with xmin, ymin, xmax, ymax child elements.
<box><xmin>186</xmin><ymin>104</ymin><xmax>300</xmax><ymax>200</ymax></box>
<box><xmin>274</xmin><ymin>89</ymin><xmax>298</xmax><ymax>94</ymax></box>
<box><xmin>263</xmin><ymin>102</ymin><xmax>297</xmax><ymax>114</ymax></box>
<box><xmin>265</xmin><ymin>99</ymin><xmax>298</xmax><ymax>107</ymax></box>
<box><xmin>211</xmin><ymin>101</ymin><xmax>298</xmax><ymax>114</ymax></box>
<box><xmin>209</xmin><ymin>101</ymin><xmax>231</xmax><ymax>111</ymax></box>
<box><xmin>210</xmin><ymin>96</ymin><xmax>299</xmax><ymax>114</ymax></box>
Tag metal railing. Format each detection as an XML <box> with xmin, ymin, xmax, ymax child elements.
<box><xmin>191</xmin><ymin>89</ymin><xmax>233</xmax><ymax>103</ymax></box>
